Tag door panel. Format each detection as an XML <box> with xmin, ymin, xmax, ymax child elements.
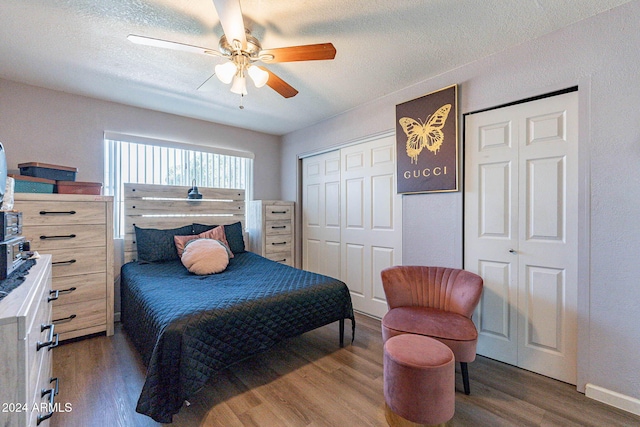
<box><xmin>466</xmin><ymin>109</ymin><xmax>519</xmax><ymax>364</ymax></box>
<box><xmin>341</xmin><ymin>136</ymin><xmax>402</xmax><ymax>318</ymax></box>
<box><xmin>303</xmin><ymin>151</ymin><xmax>341</xmax><ymax>276</ymax></box>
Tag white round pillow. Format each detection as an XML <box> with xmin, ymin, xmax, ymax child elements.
<box><xmin>181</xmin><ymin>238</ymin><xmax>230</xmax><ymax>275</ymax></box>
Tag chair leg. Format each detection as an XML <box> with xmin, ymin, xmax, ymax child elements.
<box><xmin>461</xmin><ymin>362</ymin><xmax>470</xmax><ymax>395</ymax></box>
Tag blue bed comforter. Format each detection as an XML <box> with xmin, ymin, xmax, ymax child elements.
<box><xmin>120</xmin><ymin>251</ymin><xmax>354</xmax><ymax>423</ymax></box>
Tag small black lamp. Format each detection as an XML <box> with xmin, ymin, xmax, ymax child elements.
<box><xmin>187</xmin><ymin>179</ymin><xmax>202</xmax><ymax>200</ymax></box>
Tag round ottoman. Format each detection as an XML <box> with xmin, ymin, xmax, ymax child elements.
<box><xmin>384</xmin><ymin>334</ymin><xmax>455</xmax><ymax>427</ymax></box>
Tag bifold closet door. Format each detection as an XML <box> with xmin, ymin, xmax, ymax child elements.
<box><xmin>464</xmin><ymin>91</ymin><xmax>578</xmax><ymax>384</ymax></box>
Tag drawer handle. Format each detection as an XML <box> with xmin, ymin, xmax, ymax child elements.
<box><xmin>271</xmin><ymin>242</ymin><xmax>287</xmax><ymax>246</ymax></box>
<box><xmin>275</xmin><ymin>259</ymin><xmax>287</xmax><ymax>263</ymax></box>
<box><xmin>48</xmin><ymin>289</ymin><xmax>59</xmax><ymax>303</ymax></box>
<box><xmin>58</xmin><ymin>286</ymin><xmax>77</xmax><ymax>294</ymax></box>
<box><xmin>37</xmin><ymin>324</ymin><xmax>59</xmax><ymax>351</ymax></box>
<box><xmin>36</xmin><ymin>378</ymin><xmax>59</xmax><ymax>425</ymax></box>
<box><xmin>271</xmin><ymin>210</ymin><xmax>288</xmax><ymax>214</ymax></box>
<box><xmin>40</xmin><ymin>234</ymin><xmax>77</xmax><ymax>240</ymax></box>
<box><xmin>271</xmin><ymin>225</ymin><xmax>287</xmax><ymax>229</ymax></box>
<box><xmin>39</xmin><ymin>210</ymin><xmax>77</xmax><ymax>215</ymax></box>
<box><xmin>53</xmin><ymin>314</ymin><xmax>77</xmax><ymax>324</ymax></box>
<box><xmin>52</xmin><ymin>259</ymin><xmax>77</xmax><ymax>266</ymax></box>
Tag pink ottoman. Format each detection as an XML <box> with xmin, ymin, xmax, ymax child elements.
<box><xmin>384</xmin><ymin>334</ymin><xmax>455</xmax><ymax>426</ymax></box>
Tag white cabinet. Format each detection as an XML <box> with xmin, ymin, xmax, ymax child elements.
<box><xmin>247</xmin><ymin>200</ymin><xmax>295</xmax><ymax>267</ymax></box>
<box><xmin>15</xmin><ymin>194</ymin><xmax>114</xmax><ymax>340</ymax></box>
<box><xmin>0</xmin><ymin>255</ymin><xmax>56</xmax><ymax>427</ymax></box>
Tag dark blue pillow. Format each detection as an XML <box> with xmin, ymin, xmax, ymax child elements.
<box><xmin>193</xmin><ymin>221</ymin><xmax>245</xmax><ymax>254</ymax></box>
<box><xmin>192</xmin><ymin>223</ymin><xmax>217</xmax><ymax>234</ymax></box>
<box><xmin>134</xmin><ymin>225</ymin><xmax>194</xmax><ymax>262</ymax></box>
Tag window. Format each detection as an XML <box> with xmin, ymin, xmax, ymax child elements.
<box><xmin>104</xmin><ymin>133</ymin><xmax>253</xmax><ymax>238</ymax></box>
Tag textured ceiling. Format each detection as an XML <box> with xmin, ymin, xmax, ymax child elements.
<box><xmin>0</xmin><ymin>0</ymin><xmax>632</xmax><ymax>135</ymax></box>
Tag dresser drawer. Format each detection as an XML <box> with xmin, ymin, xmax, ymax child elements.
<box><xmin>19</xmin><ymin>201</ymin><xmax>106</xmax><ymax>226</ymax></box>
<box><xmin>30</xmin><ymin>361</ymin><xmax>55</xmax><ymax>427</ymax></box>
<box><xmin>265</xmin><ymin>235</ymin><xmax>292</xmax><ymax>255</ymax></box>
<box><xmin>265</xmin><ymin>220</ymin><xmax>292</xmax><ymax>235</ymax></box>
<box><xmin>23</xmin><ymin>224</ymin><xmax>106</xmax><ymax>251</ymax></box>
<box><xmin>264</xmin><ymin>252</ymin><xmax>294</xmax><ymax>266</ymax></box>
<box><xmin>52</xmin><ymin>298</ymin><xmax>106</xmax><ymax>335</ymax></box>
<box><xmin>265</xmin><ymin>204</ymin><xmax>293</xmax><ymax>220</ymax></box>
<box><xmin>51</xmin><ymin>273</ymin><xmax>107</xmax><ymax>306</ymax></box>
<box><xmin>50</xmin><ymin>246</ymin><xmax>106</xmax><ymax>277</ymax></box>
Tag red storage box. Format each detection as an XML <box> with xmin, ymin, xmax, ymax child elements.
<box><xmin>56</xmin><ymin>181</ymin><xmax>102</xmax><ymax>195</ymax></box>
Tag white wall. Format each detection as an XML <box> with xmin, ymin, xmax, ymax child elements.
<box><xmin>282</xmin><ymin>1</ymin><xmax>640</xmax><ymax>406</ymax></box>
<box><xmin>0</xmin><ymin>78</ymin><xmax>282</xmax><ymax>314</ymax></box>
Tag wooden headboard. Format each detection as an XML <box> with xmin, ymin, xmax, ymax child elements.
<box><xmin>123</xmin><ymin>183</ymin><xmax>245</xmax><ymax>263</ymax></box>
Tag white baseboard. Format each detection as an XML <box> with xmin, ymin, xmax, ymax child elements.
<box><xmin>585</xmin><ymin>383</ymin><xmax>640</xmax><ymax>416</ymax></box>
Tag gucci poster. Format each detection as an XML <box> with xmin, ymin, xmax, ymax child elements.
<box><xmin>395</xmin><ymin>84</ymin><xmax>458</xmax><ymax>193</ymax></box>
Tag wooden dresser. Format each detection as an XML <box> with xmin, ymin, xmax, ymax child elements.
<box><xmin>247</xmin><ymin>200</ymin><xmax>295</xmax><ymax>267</ymax></box>
<box><xmin>0</xmin><ymin>255</ymin><xmax>58</xmax><ymax>427</ymax></box>
<box><xmin>14</xmin><ymin>194</ymin><xmax>114</xmax><ymax>341</ymax></box>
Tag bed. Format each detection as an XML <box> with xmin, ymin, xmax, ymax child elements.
<box><xmin>120</xmin><ymin>184</ymin><xmax>355</xmax><ymax>423</ymax></box>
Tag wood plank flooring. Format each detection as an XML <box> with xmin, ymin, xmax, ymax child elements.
<box><xmin>50</xmin><ymin>313</ymin><xmax>640</xmax><ymax>426</ymax></box>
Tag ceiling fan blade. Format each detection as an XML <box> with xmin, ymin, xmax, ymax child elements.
<box><xmin>259</xmin><ymin>66</ymin><xmax>298</xmax><ymax>98</ymax></box>
<box><xmin>197</xmin><ymin>73</ymin><xmax>219</xmax><ymax>92</ymax></box>
<box><xmin>127</xmin><ymin>34</ymin><xmax>222</xmax><ymax>57</ymax></box>
<box><xmin>212</xmin><ymin>0</ymin><xmax>247</xmax><ymax>49</ymax></box>
<box><xmin>260</xmin><ymin>43</ymin><xmax>336</xmax><ymax>63</ymax></box>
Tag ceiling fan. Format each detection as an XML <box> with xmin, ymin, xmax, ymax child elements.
<box><xmin>128</xmin><ymin>0</ymin><xmax>336</xmax><ymax>100</ymax></box>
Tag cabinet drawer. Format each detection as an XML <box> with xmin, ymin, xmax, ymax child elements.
<box><xmin>52</xmin><ymin>299</ymin><xmax>106</xmax><ymax>334</ymax></box>
<box><xmin>30</xmin><ymin>364</ymin><xmax>55</xmax><ymax>427</ymax></box>
<box><xmin>52</xmin><ymin>273</ymin><xmax>106</xmax><ymax>306</ymax></box>
<box><xmin>265</xmin><ymin>220</ymin><xmax>292</xmax><ymax>235</ymax></box>
<box><xmin>29</xmin><ymin>346</ymin><xmax>54</xmax><ymax>427</ymax></box>
<box><xmin>18</xmin><ymin>201</ymin><xmax>106</xmax><ymax>226</ymax></box>
<box><xmin>23</xmin><ymin>224</ymin><xmax>106</xmax><ymax>251</ymax></box>
<box><xmin>50</xmin><ymin>246</ymin><xmax>106</xmax><ymax>277</ymax></box>
<box><xmin>265</xmin><ymin>205</ymin><xmax>293</xmax><ymax>220</ymax></box>
<box><xmin>264</xmin><ymin>252</ymin><xmax>294</xmax><ymax>266</ymax></box>
<box><xmin>265</xmin><ymin>235</ymin><xmax>292</xmax><ymax>255</ymax></box>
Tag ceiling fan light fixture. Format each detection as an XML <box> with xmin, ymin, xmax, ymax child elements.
<box><xmin>230</xmin><ymin>75</ymin><xmax>248</xmax><ymax>95</ymax></box>
<box><xmin>215</xmin><ymin>61</ymin><xmax>237</xmax><ymax>84</ymax></box>
<box><xmin>247</xmin><ymin>65</ymin><xmax>269</xmax><ymax>88</ymax></box>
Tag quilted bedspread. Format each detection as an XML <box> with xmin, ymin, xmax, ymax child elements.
<box><xmin>120</xmin><ymin>252</ymin><xmax>355</xmax><ymax>423</ymax></box>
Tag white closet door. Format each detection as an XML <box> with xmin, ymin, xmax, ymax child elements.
<box><xmin>302</xmin><ymin>135</ymin><xmax>402</xmax><ymax>318</ymax></box>
<box><xmin>341</xmin><ymin>135</ymin><xmax>402</xmax><ymax>318</ymax></box>
<box><xmin>464</xmin><ymin>91</ymin><xmax>578</xmax><ymax>384</ymax></box>
<box><xmin>302</xmin><ymin>150</ymin><xmax>341</xmax><ymax>279</ymax></box>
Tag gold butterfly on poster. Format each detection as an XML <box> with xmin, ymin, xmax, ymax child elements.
<box><xmin>399</xmin><ymin>104</ymin><xmax>452</xmax><ymax>164</ymax></box>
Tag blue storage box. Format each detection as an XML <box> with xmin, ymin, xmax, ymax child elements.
<box><xmin>18</xmin><ymin>162</ymin><xmax>77</xmax><ymax>181</ymax></box>
<box><xmin>8</xmin><ymin>174</ymin><xmax>55</xmax><ymax>193</ymax></box>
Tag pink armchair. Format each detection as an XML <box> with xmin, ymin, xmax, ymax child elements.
<box><xmin>381</xmin><ymin>266</ymin><xmax>483</xmax><ymax>395</ymax></box>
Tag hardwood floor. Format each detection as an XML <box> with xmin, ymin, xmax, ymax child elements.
<box><xmin>51</xmin><ymin>313</ymin><xmax>639</xmax><ymax>427</ymax></box>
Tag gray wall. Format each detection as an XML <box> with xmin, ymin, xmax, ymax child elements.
<box><xmin>282</xmin><ymin>2</ymin><xmax>639</xmax><ymax>403</ymax></box>
<box><xmin>0</xmin><ymin>78</ymin><xmax>281</xmax><ymax>199</ymax></box>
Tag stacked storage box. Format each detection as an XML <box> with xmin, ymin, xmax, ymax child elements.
<box><xmin>8</xmin><ymin>174</ymin><xmax>56</xmax><ymax>193</ymax></box>
<box><xmin>19</xmin><ymin>162</ymin><xmax>77</xmax><ymax>181</ymax></box>
<box><xmin>15</xmin><ymin>162</ymin><xmax>102</xmax><ymax>195</ymax></box>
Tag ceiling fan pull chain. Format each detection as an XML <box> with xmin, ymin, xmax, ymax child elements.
<box><xmin>239</xmin><ymin>94</ymin><xmax>244</xmax><ymax>110</ymax></box>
